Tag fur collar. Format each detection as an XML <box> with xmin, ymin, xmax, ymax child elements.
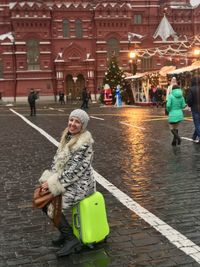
<box><xmin>69</xmin><ymin>130</ymin><xmax>94</xmax><ymax>153</ymax></box>
<box><xmin>54</xmin><ymin>131</ymin><xmax>94</xmax><ymax>174</ymax></box>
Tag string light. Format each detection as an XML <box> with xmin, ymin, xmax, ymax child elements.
<box><xmin>129</xmin><ymin>35</ymin><xmax>200</xmax><ymax>58</ymax></box>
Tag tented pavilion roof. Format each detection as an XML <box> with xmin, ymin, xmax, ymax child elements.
<box><xmin>167</xmin><ymin>61</ymin><xmax>200</xmax><ymax>75</ymax></box>
<box><xmin>153</xmin><ymin>14</ymin><xmax>177</xmax><ymax>42</ymax></box>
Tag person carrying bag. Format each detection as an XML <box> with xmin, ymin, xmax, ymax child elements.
<box><xmin>33</xmin><ymin>185</ymin><xmax>62</xmax><ymax>227</ymax></box>
<box><xmin>33</xmin><ymin>109</ymin><xmax>96</xmax><ymax>257</ymax></box>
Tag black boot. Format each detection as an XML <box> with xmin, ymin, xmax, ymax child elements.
<box><xmin>53</xmin><ymin>214</ymin><xmax>82</xmax><ymax>256</ymax></box>
<box><xmin>56</xmin><ymin>230</ymin><xmax>82</xmax><ymax>257</ymax></box>
<box><xmin>175</xmin><ymin>129</ymin><xmax>181</xmax><ymax>145</ymax></box>
<box><xmin>52</xmin><ymin>214</ymin><xmax>73</xmax><ymax>247</ymax></box>
<box><xmin>52</xmin><ymin>234</ymin><xmax>65</xmax><ymax>247</ymax></box>
<box><xmin>171</xmin><ymin>130</ymin><xmax>177</xmax><ymax>146</ymax></box>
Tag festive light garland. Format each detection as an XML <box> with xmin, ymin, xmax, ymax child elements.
<box><xmin>129</xmin><ymin>35</ymin><xmax>200</xmax><ymax>58</ymax></box>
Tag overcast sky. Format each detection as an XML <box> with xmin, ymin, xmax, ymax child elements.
<box><xmin>190</xmin><ymin>0</ymin><xmax>200</xmax><ymax>5</ymax></box>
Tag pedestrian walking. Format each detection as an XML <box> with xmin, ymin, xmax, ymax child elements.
<box><xmin>81</xmin><ymin>87</ymin><xmax>89</xmax><ymax>109</ymax></box>
<box><xmin>59</xmin><ymin>91</ymin><xmax>65</xmax><ymax>105</ymax></box>
<box><xmin>38</xmin><ymin>109</ymin><xmax>96</xmax><ymax>257</ymax></box>
<box><xmin>151</xmin><ymin>86</ymin><xmax>158</xmax><ymax>107</ymax></box>
<box><xmin>28</xmin><ymin>88</ymin><xmax>38</xmax><ymax>116</ymax></box>
<box><xmin>88</xmin><ymin>90</ymin><xmax>92</xmax><ymax>102</ymax></box>
<box><xmin>166</xmin><ymin>77</ymin><xmax>177</xmax><ymax>100</ymax></box>
<box><xmin>165</xmin><ymin>77</ymin><xmax>178</xmax><ymax>115</ymax></box>
<box><xmin>187</xmin><ymin>76</ymin><xmax>200</xmax><ymax>142</ymax></box>
<box><xmin>166</xmin><ymin>84</ymin><xmax>186</xmax><ymax>146</ymax></box>
<box><xmin>157</xmin><ymin>87</ymin><xmax>163</xmax><ymax>107</ymax></box>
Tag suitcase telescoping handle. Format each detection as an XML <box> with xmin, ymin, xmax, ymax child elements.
<box><xmin>73</xmin><ymin>213</ymin><xmax>80</xmax><ymax>229</ymax></box>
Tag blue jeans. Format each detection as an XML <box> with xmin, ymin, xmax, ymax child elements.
<box><xmin>191</xmin><ymin>111</ymin><xmax>200</xmax><ymax>140</ymax></box>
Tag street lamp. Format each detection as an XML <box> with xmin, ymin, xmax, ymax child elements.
<box><xmin>194</xmin><ymin>48</ymin><xmax>200</xmax><ymax>59</ymax></box>
<box><xmin>129</xmin><ymin>51</ymin><xmax>137</xmax><ymax>75</ymax></box>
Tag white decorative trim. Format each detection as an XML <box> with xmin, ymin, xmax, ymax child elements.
<box><xmin>1</xmin><ymin>43</ymin><xmax>13</xmax><ymax>46</ymax></box>
<box><xmin>40</xmin><ymin>42</ymin><xmax>51</xmax><ymax>44</ymax></box>
<box><xmin>15</xmin><ymin>42</ymin><xmax>26</xmax><ymax>45</ymax></box>
<box><xmin>96</xmin><ymin>51</ymin><xmax>107</xmax><ymax>53</ymax></box>
<box><xmin>11</xmin><ymin>16</ymin><xmax>51</xmax><ymax>19</ymax></box>
<box><xmin>15</xmin><ymin>52</ymin><xmax>26</xmax><ymax>54</ymax></box>
<box><xmin>40</xmin><ymin>51</ymin><xmax>51</xmax><ymax>54</ymax></box>
<box><xmin>120</xmin><ymin>41</ymin><xmax>131</xmax><ymax>44</ymax></box>
<box><xmin>2</xmin><ymin>52</ymin><xmax>13</xmax><ymax>54</ymax></box>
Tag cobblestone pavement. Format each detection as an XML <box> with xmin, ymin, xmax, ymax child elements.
<box><xmin>1</xmin><ymin>103</ymin><xmax>200</xmax><ymax>267</ymax></box>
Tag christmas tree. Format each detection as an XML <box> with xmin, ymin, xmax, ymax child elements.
<box><xmin>103</xmin><ymin>56</ymin><xmax>128</xmax><ymax>104</ymax></box>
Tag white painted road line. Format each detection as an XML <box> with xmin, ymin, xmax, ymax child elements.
<box><xmin>120</xmin><ymin>121</ymin><xmax>146</xmax><ymax>130</ymax></box>
<box><xmin>90</xmin><ymin>116</ymin><xmax>104</xmax><ymax>121</ymax></box>
<box><xmin>10</xmin><ymin>108</ymin><xmax>200</xmax><ymax>264</ymax></box>
<box><xmin>10</xmin><ymin>109</ymin><xmax>59</xmax><ymax>147</ymax></box>
<box><xmin>182</xmin><ymin>137</ymin><xmax>199</xmax><ymax>143</ymax></box>
<box><xmin>94</xmin><ymin>171</ymin><xmax>200</xmax><ymax>263</ymax></box>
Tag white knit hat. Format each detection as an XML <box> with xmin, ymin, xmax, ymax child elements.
<box><xmin>69</xmin><ymin>109</ymin><xmax>90</xmax><ymax>130</ymax></box>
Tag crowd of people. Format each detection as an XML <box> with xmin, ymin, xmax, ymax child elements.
<box><xmin>27</xmin><ymin>75</ymin><xmax>200</xmax><ymax>148</ymax></box>
<box><xmin>57</xmin><ymin>88</ymin><xmax>91</xmax><ymax>109</ymax></box>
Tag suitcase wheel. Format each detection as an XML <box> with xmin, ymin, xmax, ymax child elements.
<box><xmin>87</xmin><ymin>243</ymin><xmax>95</xmax><ymax>249</ymax></box>
<box><xmin>104</xmin><ymin>236</ymin><xmax>108</xmax><ymax>243</ymax></box>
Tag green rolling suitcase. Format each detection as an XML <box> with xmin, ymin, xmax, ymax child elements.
<box><xmin>72</xmin><ymin>191</ymin><xmax>110</xmax><ymax>246</ymax></box>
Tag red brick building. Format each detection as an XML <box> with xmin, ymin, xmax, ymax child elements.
<box><xmin>0</xmin><ymin>0</ymin><xmax>199</xmax><ymax>101</ymax></box>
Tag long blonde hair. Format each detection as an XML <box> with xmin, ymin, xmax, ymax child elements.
<box><xmin>59</xmin><ymin>127</ymin><xmax>83</xmax><ymax>150</ymax></box>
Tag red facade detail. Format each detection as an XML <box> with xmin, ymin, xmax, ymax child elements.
<box><xmin>0</xmin><ymin>0</ymin><xmax>199</xmax><ymax>100</ymax></box>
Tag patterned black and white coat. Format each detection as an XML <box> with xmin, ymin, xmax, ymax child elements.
<box><xmin>39</xmin><ymin>130</ymin><xmax>96</xmax><ymax>212</ymax></box>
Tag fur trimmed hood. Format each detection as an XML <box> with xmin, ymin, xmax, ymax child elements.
<box><xmin>38</xmin><ymin>130</ymin><xmax>95</xmax><ymax>203</ymax></box>
<box><xmin>65</xmin><ymin>130</ymin><xmax>94</xmax><ymax>153</ymax></box>
<box><xmin>53</xmin><ymin>130</ymin><xmax>94</xmax><ymax>175</ymax></box>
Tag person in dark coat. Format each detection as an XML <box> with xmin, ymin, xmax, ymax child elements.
<box><xmin>187</xmin><ymin>76</ymin><xmax>200</xmax><ymax>142</ymax></box>
<box><xmin>59</xmin><ymin>91</ymin><xmax>65</xmax><ymax>105</ymax></box>
<box><xmin>151</xmin><ymin>87</ymin><xmax>158</xmax><ymax>106</ymax></box>
<box><xmin>81</xmin><ymin>87</ymin><xmax>89</xmax><ymax>109</ymax></box>
<box><xmin>28</xmin><ymin>88</ymin><xmax>37</xmax><ymax>116</ymax></box>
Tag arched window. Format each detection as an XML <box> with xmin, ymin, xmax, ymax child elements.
<box><xmin>107</xmin><ymin>38</ymin><xmax>119</xmax><ymax>58</ymax></box>
<box><xmin>0</xmin><ymin>59</ymin><xmax>3</xmax><ymax>78</ymax></box>
<box><xmin>75</xmin><ymin>19</ymin><xmax>83</xmax><ymax>38</ymax></box>
<box><xmin>26</xmin><ymin>39</ymin><xmax>40</xmax><ymax>70</ymax></box>
<box><xmin>63</xmin><ymin>19</ymin><xmax>70</xmax><ymax>38</ymax></box>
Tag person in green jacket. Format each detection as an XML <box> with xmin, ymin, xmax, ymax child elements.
<box><xmin>166</xmin><ymin>84</ymin><xmax>186</xmax><ymax>146</ymax></box>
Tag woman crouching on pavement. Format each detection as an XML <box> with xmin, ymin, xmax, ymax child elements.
<box><xmin>166</xmin><ymin>84</ymin><xmax>186</xmax><ymax>146</ymax></box>
<box><xmin>39</xmin><ymin>109</ymin><xmax>95</xmax><ymax>257</ymax></box>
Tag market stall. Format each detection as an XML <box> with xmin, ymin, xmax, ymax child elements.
<box><xmin>167</xmin><ymin>61</ymin><xmax>200</xmax><ymax>90</ymax></box>
<box><xmin>125</xmin><ymin>71</ymin><xmax>160</xmax><ymax>104</ymax></box>
<box><xmin>159</xmin><ymin>66</ymin><xmax>176</xmax><ymax>87</ymax></box>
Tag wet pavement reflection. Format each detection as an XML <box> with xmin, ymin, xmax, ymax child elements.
<box><xmin>1</xmin><ymin>104</ymin><xmax>200</xmax><ymax>266</ymax></box>
<box><xmin>93</xmin><ymin>107</ymin><xmax>200</xmax><ymax>246</ymax></box>
<box><xmin>57</xmin><ymin>248</ymin><xmax>110</xmax><ymax>267</ymax></box>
